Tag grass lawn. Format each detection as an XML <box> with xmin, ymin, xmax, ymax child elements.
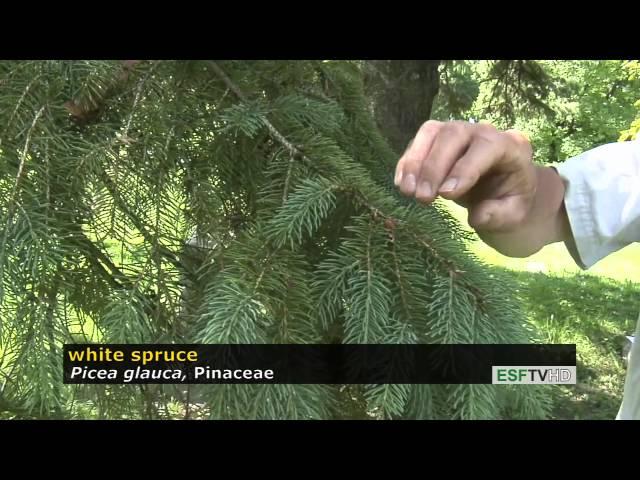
<box><xmin>443</xmin><ymin>200</ymin><xmax>640</xmax><ymax>420</ymax></box>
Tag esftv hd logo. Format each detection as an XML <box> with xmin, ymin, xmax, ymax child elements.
<box><xmin>492</xmin><ymin>366</ymin><xmax>576</xmax><ymax>384</ymax></box>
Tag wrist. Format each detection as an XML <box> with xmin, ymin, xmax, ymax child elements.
<box><xmin>536</xmin><ymin>166</ymin><xmax>569</xmax><ymax>245</ymax></box>
<box><xmin>476</xmin><ymin>166</ymin><xmax>567</xmax><ymax>258</ymax></box>
<box><xmin>512</xmin><ymin>166</ymin><xmax>567</xmax><ymax>253</ymax></box>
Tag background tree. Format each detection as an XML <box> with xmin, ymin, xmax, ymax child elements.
<box><xmin>430</xmin><ymin>60</ymin><xmax>640</xmax><ymax>161</ymax></box>
<box><xmin>364</xmin><ymin>60</ymin><xmax>441</xmax><ymax>152</ymax></box>
<box><xmin>619</xmin><ymin>60</ymin><xmax>640</xmax><ymax>142</ymax></box>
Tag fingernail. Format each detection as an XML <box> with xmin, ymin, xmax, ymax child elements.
<box><xmin>394</xmin><ymin>169</ymin><xmax>404</xmax><ymax>186</ymax></box>
<box><xmin>416</xmin><ymin>181</ymin><xmax>432</xmax><ymax>199</ymax></box>
<box><xmin>439</xmin><ymin>177</ymin><xmax>458</xmax><ymax>193</ymax></box>
<box><xmin>402</xmin><ymin>173</ymin><xmax>416</xmax><ymax>193</ymax></box>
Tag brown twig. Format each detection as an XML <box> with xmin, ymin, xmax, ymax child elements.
<box><xmin>65</xmin><ymin>60</ymin><xmax>144</xmax><ymax>124</ymax></box>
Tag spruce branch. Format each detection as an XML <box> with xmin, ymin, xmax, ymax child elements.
<box><xmin>389</xmin><ymin>228</ymin><xmax>412</xmax><ymax>321</ymax></box>
<box><xmin>0</xmin><ymin>60</ymin><xmax>552</xmax><ymax>419</ymax></box>
<box><xmin>0</xmin><ymin>104</ymin><xmax>46</xmax><ymax>302</ymax></box>
<box><xmin>0</xmin><ymin>393</ymin><xmax>52</xmax><ymax>419</ymax></box>
<box><xmin>206</xmin><ymin>61</ymin><xmax>309</xmax><ymax>162</ymax></box>
<box><xmin>72</xmin><ymin>231</ymin><xmax>130</xmax><ymax>289</ymax></box>
<box><xmin>0</xmin><ymin>313</ymin><xmax>38</xmax><ymax>400</ymax></box>
<box><xmin>43</xmin><ymin>264</ymin><xmax>64</xmax><ymax>418</ymax></box>
<box><xmin>4</xmin><ymin>73</ymin><xmax>43</xmax><ymax>140</ymax></box>
<box><xmin>206</xmin><ymin>60</ymin><xmax>486</xmax><ymax>308</ymax></box>
<box><xmin>282</xmin><ymin>151</ymin><xmax>295</xmax><ymax>204</ymax></box>
<box><xmin>98</xmin><ymin>166</ymin><xmax>183</xmax><ymax>271</ymax></box>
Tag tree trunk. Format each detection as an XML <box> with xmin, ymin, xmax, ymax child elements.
<box><xmin>365</xmin><ymin>60</ymin><xmax>441</xmax><ymax>153</ymax></box>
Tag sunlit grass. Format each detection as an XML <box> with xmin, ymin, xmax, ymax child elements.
<box><xmin>443</xmin><ymin>199</ymin><xmax>640</xmax><ymax>283</ymax></box>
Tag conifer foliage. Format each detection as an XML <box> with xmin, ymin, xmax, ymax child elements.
<box><xmin>0</xmin><ymin>60</ymin><xmax>551</xmax><ymax>419</ymax></box>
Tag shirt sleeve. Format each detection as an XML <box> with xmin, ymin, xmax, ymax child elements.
<box><xmin>554</xmin><ymin>139</ymin><xmax>640</xmax><ymax>269</ymax></box>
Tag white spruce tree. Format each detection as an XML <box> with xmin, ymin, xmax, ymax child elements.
<box><xmin>0</xmin><ymin>60</ymin><xmax>552</xmax><ymax>419</ymax></box>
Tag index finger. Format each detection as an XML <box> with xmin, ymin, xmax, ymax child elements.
<box><xmin>394</xmin><ymin>120</ymin><xmax>442</xmax><ymax>187</ymax></box>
